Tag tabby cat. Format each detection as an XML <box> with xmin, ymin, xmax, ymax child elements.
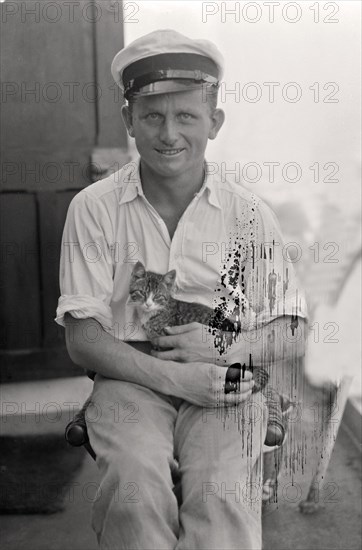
<box><xmin>127</xmin><ymin>261</ymin><xmax>285</xmax><ymax>447</ymax></box>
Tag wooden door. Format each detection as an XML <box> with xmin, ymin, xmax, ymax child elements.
<box><xmin>0</xmin><ymin>0</ymin><xmax>129</xmax><ymax>382</ymax></box>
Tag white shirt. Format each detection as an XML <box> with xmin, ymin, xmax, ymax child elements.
<box><xmin>55</xmin><ymin>159</ymin><xmax>307</xmax><ymax>341</ymax></box>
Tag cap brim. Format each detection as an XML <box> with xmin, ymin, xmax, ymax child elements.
<box><xmin>129</xmin><ymin>80</ymin><xmax>217</xmax><ymax>98</ymax></box>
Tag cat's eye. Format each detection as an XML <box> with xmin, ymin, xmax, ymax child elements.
<box><xmin>131</xmin><ymin>291</ymin><xmax>145</xmax><ymax>300</ymax></box>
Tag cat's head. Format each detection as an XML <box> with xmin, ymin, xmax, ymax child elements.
<box><xmin>126</xmin><ymin>261</ymin><xmax>176</xmax><ymax>314</ymax></box>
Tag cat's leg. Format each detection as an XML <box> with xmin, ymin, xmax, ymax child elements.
<box><xmin>86</xmin><ymin>376</ymin><xmax>179</xmax><ymax>550</ymax></box>
<box><xmin>174</xmin><ymin>393</ymin><xmax>267</xmax><ymax>550</ymax></box>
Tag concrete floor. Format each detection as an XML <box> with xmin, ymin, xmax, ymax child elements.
<box><xmin>0</xmin><ymin>450</ymin><xmax>99</xmax><ymax>550</ymax></box>
<box><xmin>1</xmin><ymin>392</ymin><xmax>361</xmax><ymax>550</ymax></box>
<box><xmin>263</xmin><ymin>422</ymin><xmax>361</xmax><ymax>550</ymax></box>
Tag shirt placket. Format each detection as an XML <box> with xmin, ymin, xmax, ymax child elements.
<box><xmin>139</xmin><ymin>195</ymin><xmax>172</xmax><ymax>248</ymax></box>
<box><xmin>139</xmin><ymin>192</ymin><xmax>201</xmax><ymax>289</ymax></box>
<box><xmin>169</xmin><ymin>195</ymin><xmax>201</xmax><ymax>291</ymax></box>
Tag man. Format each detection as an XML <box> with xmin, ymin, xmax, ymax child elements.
<box><xmin>56</xmin><ymin>29</ymin><xmax>307</xmax><ymax>550</ymax></box>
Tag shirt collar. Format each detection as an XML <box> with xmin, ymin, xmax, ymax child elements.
<box><xmin>118</xmin><ymin>158</ymin><xmax>221</xmax><ymax>209</ymax></box>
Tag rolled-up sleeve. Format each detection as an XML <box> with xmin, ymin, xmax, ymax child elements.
<box><xmin>243</xmin><ymin>200</ymin><xmax>308</xmax><ymax>327</ymax></box>
<box><xmin>55</xmin><ymin>191</ymin><xmax>115</xmax><ymax>332</ymax></box>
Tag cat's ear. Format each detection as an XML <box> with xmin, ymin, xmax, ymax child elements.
<box><xmin>132</xmin><ymin>261</ymin><xmax>145</xmax><ymax>279</ymax></box>
<box><xmin>163</xmin><ymin>269</ymin><xmax>176</xmax><ymax>288</ymax></box>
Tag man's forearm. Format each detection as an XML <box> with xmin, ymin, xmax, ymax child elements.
<box><xmin>222</xmin><ymin>315</ymin><xmax>307</xmax><ymax>366</ymax></box>
<box><xmin>64</xmin><ymin>314</ymin><xmax>239</xmax><ymax>407</ymax></box>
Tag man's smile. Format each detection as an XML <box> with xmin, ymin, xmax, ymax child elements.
<box><xmin>155</xmin><ymin>148</ymin><xmax>185</xmax><ymax>156</ymax></box>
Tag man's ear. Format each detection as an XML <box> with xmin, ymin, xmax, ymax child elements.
<box><xmin>208</xmin><ymin>108</ymin><xmax>225</xmax><ymax>140</ymax></box>
<box><xmin>121</xmin><ymin>105</ymin><xmax>134</xmax><ymax>137</ymax></box>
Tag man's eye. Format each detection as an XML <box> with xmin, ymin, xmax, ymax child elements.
<box><xmin>147</xmin><ymin>113</ymin><xmax>161</xmax><ymax>120</ymax></box>
<box><xmin>179</xmin><ymin>113</ymin><xmax>193</xmax><ymax>120</ymax></box>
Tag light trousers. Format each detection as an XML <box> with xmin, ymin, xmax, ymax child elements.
<box><xmin>86</xmin><ymin>375</ymin><xmax>267</xmax><ymax>550</ymax></box>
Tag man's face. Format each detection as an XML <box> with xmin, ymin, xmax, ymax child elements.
<box><xmin>122</xmin><ymin>88</ymin><xmax>224</xmax><ymax>179</ymax></box>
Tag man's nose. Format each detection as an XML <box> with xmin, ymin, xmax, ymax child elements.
<box><xmin>159</xmin><ymin>119</ymin><xmax>178</xmax><ymax>145</ymax></box>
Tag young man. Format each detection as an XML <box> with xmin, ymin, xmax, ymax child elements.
<box><xmin>56</xmin><ymin>30</ymin><xmax>307</xmax><ymax>550</ymax></box>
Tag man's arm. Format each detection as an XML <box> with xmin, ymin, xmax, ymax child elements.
<box><xmin>149</xmin><ymin>315</ymin><xmax>307</xmax><ymax>367</ymax></box>
<box><xmin>221</xmin><ymin>315</ymin><xmax>307</xmax><ymax>366</ymax></box>
<box><xmin>64</xmin><ymin>313</ymin><xmax>254</xmax><ymax>407</ymax></box>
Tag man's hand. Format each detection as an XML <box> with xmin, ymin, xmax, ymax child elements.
<box><xmin>149</xmin><ymin>322</ymin><xmax>234</xmax><ymax>365</ymax></box>
<box><xmin>209</xmin><ymin>365</ymin><xmax>255</xmax><ymax>406</ymax></box>
<box><xmin>149</xmin><ymin>316</ymin><xmax>307</xmax><ymax>368</ymax></box>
